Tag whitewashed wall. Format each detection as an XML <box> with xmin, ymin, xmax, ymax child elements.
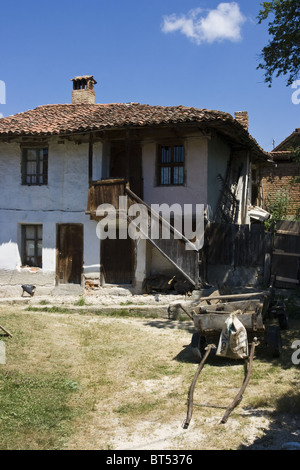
<box><xmin>142</xmin><ymin>136</ymin><xmax>208</xmax><ymax>209</ymax></box>
<box><xmin>0</xmin><ymin>131</ymin><xmax>240</xmax><ymax>295</ymax></box>
<box><xmin>0</xmin><ymin>139</ymin><xmax>101</xmax><ymax>295</ymax></box>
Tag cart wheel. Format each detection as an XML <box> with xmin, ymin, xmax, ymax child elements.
<box><xmin>267</xmin><ymin>325</ymin><xmax>282</xmax><ymax>358</ymax></box>
<box><xmin>191</xmin><ymin>333</ymin><xmax>207</xmax><ymax>362</ymax></box>
<box><xmin>278</xmin><ymin>311</ymin><xmax>288</xmax><ymax>330</ymax></box>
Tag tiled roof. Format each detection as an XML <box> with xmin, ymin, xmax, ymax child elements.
<box><xmin>272</xmin><ymin>128</ymin><xmax>300</xmax><ymax>152</ymax></box>
<box><xmin>0</xmin><ymin>103</ymin><xmax>233</xmax><ymax>135</ymax></box>
<box><xmin>0</xmin><ymin>102</ymin><xmax>268</xmax><ymax>157</ymax></box>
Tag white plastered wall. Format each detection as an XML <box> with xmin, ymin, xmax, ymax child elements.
<box><xmin>142</xmin><ymin>135</ymin><xmax>208</xmax><ymax>278</ymax></box>
<box><xmin>0</xmin><ymin>139</ymin><xmax>101</xmax><ymax>295</ymax></box>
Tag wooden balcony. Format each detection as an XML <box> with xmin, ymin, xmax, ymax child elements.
<box><xmin>86</xmin><ymin>178</ymin><xmax>129</xmax><ymax>219</ymax></box>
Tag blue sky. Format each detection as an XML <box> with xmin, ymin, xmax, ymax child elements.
<box><xmin>0</xmin><ymin>0</ymin><xmax>299</xmax><ymax>151</ymax></box>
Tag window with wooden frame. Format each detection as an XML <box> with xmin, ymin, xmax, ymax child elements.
<box><xmin>22</xmin><ymin>147</ymin><xmax>48</xmax><ymax>185</ymax></box>
<box><xmin>157</xmin><ymin>144</ymin><xmax>184</xmax><ymax>185</ymax></box>
<box><xmin>21</xmin><ymin>225</ymin><xmax>43</xmax><ymax>267</ymax></box>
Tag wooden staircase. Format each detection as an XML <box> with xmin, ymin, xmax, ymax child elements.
<box><xmin>86</xmin><ymin>178</ymin><xmax>200</xmax><ymax>287</ymax></box>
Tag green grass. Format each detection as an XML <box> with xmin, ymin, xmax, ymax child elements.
<box><xmin>0</xmin><ymin>370</ymin><xmax>81</xmax><ymax>450</ymax></box>
<box><xmin>25</xmin><ymin>305</ymin><xmax>160</xmax><ymax>319</ymax></box>
<box><xmin>25</xmin><ymin>306</ymin><xmax>70</xmax><ymax>314</ymax></box>
<box><xmin>74</xmin><ymin>297</ymin><xmax>86</xmax><ymax>306</ymax></box>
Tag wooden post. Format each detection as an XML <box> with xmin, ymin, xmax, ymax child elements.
<box><xmin>183</xmin><ymin>344</ymin><xmax>215</xmax><ymax>429</ymax></box>
<box><xmin>220</xmin><ymin>338</ymin><xmax>258</xmax><ymax>424</ymax></box>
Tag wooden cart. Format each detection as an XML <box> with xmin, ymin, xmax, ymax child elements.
<box><xmin>190</xmin><ymin>291</ymin><xmax>286</xmax><ymax>361</ymax></box>
<box><xmin>176</xmin><ymin>283</ymin><xmax>288</xmax><ymax>427</ymax></box>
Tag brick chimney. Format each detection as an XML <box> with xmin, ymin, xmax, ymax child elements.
<box><xmin>234</xmin><ymin>111</ymin><xmax>249</xmax><ymax>131</ymax></box>
<box><xmin>71</xmin><ymin>75</ymin><xmax>97</xmax><ymax>104</ymax></box>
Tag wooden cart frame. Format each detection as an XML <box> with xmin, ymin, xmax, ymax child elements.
<box><xmin>176</xmin><ymin>280</ymin><xmax>288</xmax><ymax>427</ymax></box>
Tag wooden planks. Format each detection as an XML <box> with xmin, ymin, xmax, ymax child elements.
<box><xmin>194</xmin><ymin>312</ymin><xmax>264</xmax><ymax>332</ymax></box>
<box><xmin>56</xmin><ymin>224</ymin><xmax>83</xmax><ymax>285</ymax></box>
<box><xmin>272</xmin><ymin>220</ymin><xmax>300</xmax><ymax>288</ymax></box>
<box><xmin>87</xmin><ymin>178</ymin><xmax>128</xmax><ymax>217</ymax></box>
<box><xmin>206</xmin><ymin>223</ymin><xmax>265</xmax><ymax>267</ymax></box>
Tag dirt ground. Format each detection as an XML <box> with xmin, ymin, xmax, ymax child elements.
<box><xmin>64</xmin><ymin>317</ymin><xmax>300</xmax><ymax>451</ymax></box>
<box><xmin>1</xmin><ymin>290</ymin><xmax>300</xmax><ymax>451</ymax></box>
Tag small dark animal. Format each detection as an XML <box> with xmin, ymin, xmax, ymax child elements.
<box><xmin>21</xmin><ymin>285</ymin><xmax>36</xmax><ymax>297</ymax></box>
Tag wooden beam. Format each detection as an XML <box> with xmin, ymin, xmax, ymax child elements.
<box><xmin>199</xmin><ymin>292</ymin><xmax>269</xmax><ymax>302</ymax></box>
<box><xmin>0</xmin><ymin>325</ymin><xmax>13</xmax><ymax>338</ymax></box>
<box><xmin>88</xmin><ymin>133</ymin><xmax>93</xmax><ymax>182</ymax></box>
<box><xmin>276</xmin><ymin>276</ymin><xmax>299</xmax><ymax>284</ymax></box>
<box><xmin>273</xmin><ymin>250</ymin><xmax>300</xmax><ymax>257</ymax></box>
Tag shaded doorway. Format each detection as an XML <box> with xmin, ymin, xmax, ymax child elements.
<box><xmin>110</xmin><ymin>141</ymin><xmax>143</xmax><ymax>198</ymax></box>
<box><xmin>56</xmin><ymin>224</ymin><xmax>83</xmax><ymax>284</ymax></box>
<box><xmin>101</xmin><ymin>229</ymin><xmax>135</xmax><ymax>284</ymax></box>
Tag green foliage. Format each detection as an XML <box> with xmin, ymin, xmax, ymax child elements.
<box><xmin>290</xmin><ymin>145</ymin><xmax>300</xmax><ymax>162</ymax></box>
<box><xmin>265</xmin><ymin>188</ymin><xmax>290</xmax><ymax>229</ymax></box>
<box><xmin>257</xmin><ymin>0</ymin><xmax>300</xmax><ymax>86</ymax></box>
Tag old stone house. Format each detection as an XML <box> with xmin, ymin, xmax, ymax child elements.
<box><xmin>0</xmin><ymin>76</ymin><xmax>269</xmax><ymax>296</ymax></box>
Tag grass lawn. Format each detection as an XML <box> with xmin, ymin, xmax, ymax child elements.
<box><xmin>0</xmin><ymin>294</ymin><xmax>299</xmax><ymax>450</ymax></box>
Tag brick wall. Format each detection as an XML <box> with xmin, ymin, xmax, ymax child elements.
<box><xmin>260</xmin><ymin>161</ymin><xmax>300</xmax><ymax>217</ymax></box>
<box><xmin>72</xmin><ymin>89</ymin><xmax>95</xmax><ymax>104</ymax></box>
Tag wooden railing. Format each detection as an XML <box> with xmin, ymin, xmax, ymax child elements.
<box><xmin>86</xmin><ymin>178</ymin><xmax>200</xmax><ymax>287</ymax></box>
<box><xmin>86</xmin><ymin>178</ymin><xmax>128</xmax><ymax>219</ymax></box>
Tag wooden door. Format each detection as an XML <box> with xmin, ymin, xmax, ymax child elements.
<box><xmin>57</xmin><ymin>224</ymin><xmax>83</xmax><ymax>284</ymax></box>
<box><xmin>110</xmin><ymin>141</ymin><xmax>143</xmax><ymax>198</ymax></box>
<box><xmin>101</xmin><ymin>229</ymin><xmax>135</xmax><ymax>284</ymax></box>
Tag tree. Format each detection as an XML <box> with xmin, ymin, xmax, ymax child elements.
<box><xmin>257</xmin><ymin>0</ymin><xmax>300</xmax><ymax>86</ymax></box>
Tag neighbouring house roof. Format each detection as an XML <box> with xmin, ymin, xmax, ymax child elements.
<box><xmin>0</xmin><ymin>102</ymin><xmax>268</xmax><ymax>159</ymax></box>
<box><xmin>271</xmin><ymin>128</ymin><xmax>300</xmax><ymax>160</ymax></box>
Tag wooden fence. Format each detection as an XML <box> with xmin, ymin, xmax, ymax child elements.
<box><xmin>272</xmin><ymin>220</ymin><xmax>300</xmax><ymax>288</ymax></box>
<box><xmin>205</xmin><ymin>221</ymin><xmax>300</xmax><ymax>288</ymax></box>
<box><xmin>206</xmin><ymin>223</ymin><xmax>268</xmax><ymax>268</ymax></box>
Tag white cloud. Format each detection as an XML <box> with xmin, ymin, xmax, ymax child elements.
<box><xmin>161</xmin><ymin>3</ymin><xmax>246</xmax><ymax>45</ymax></box>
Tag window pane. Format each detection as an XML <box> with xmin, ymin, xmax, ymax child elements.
<box><xmin>173</xmin><ymin>166</ymin><xmax>184</xmax><ymax>185</ymax></box>
<box><xmin>37</xmin><ymin>225</ymin><xmax>43</xmax><ymax>239</ymax></box>
<box><xmin>23</xmin><ymin>148</ymin><xmax>47</xmax><ymax>185</ymax></box>
<box><xmin>39</xmin><ymin>158</ymin><xmax>44</xmax><ymax>174</ymax></box>
<box><xmin>26</xmin><ymin>240</ymin><xmax>35</xmax><ymax>256</ymax></box>
<box><xmin>26</xmin><ymin>160</ymin><xmax>36</xmax><ymax>175</ymax></box>
<box><xmin>161</xmin><ymin>146</ymin><xmax>171</xmax><ymax>163</ymax></box>
<box><xmin>161</xmin><ymin>167</ymin><xmax>171</xmax><ymax>185</ymax></box>
<box><xmin>26</xmin><ymin>149</ymin><xmax>37</xmax><ymax>162</ymax></box>
<box><xmin>37</xmin><ymin>242</ymin><xmax>42</xmax><ymax>257</ymax></box>
<box><xmin>22</xmin><ymin>225</ymin><xmax>43</xmax><ymax>268</ymax></box>
<box><xmin>174</xmin><ymin>146</ymin><xmax>184</xmax><ymax>163</ymax></box>
<box><xmin>26</xmin><ymin>226</ymin><xmax>35</xmax><ymax>239</ymax></box>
